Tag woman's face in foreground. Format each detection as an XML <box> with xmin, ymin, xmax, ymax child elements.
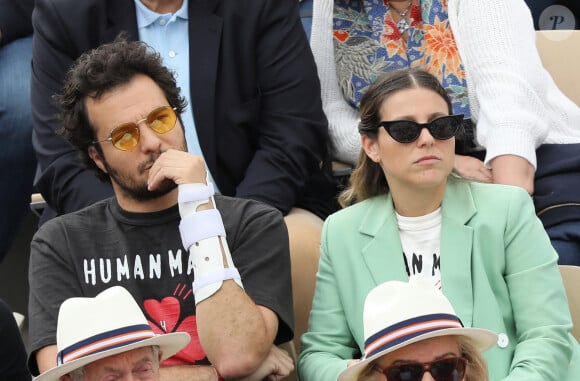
<box><xmin>361</xmin><ymin>87</ymin><xmax>455</xmax><ymax>196</ymax></box>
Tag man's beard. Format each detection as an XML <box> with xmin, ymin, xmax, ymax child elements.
<box><xmin>102</xmin><ymin>150</ymin><xmax>177</xmax><ymax>202</ymax></box>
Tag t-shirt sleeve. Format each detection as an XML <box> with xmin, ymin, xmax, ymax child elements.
<box><xmin>27</xmin><ymin>220</ymin><xmax>82</xmax><ymax>375</ymax></box>
<box><xmin>219</xmin><ymin>196</ymin><xmax>294</xmax><ymax>344</ymax></box>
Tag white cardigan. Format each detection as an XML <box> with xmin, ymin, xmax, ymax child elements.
<box><xmin>311</xmin><ymin>0</ymin><xmax>580</xmax><ymax>167</ymax></box>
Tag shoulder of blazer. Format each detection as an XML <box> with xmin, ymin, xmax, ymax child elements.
<box><xmin>443</xmin><ymin>177</ymin><xmax>531</xmax><ymax>224</ymax></box>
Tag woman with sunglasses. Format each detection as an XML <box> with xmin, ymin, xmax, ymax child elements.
<box><xmin>311</xmin><ymin>0</ymin><xmax>580</xmax><ymax>264</ymax></box>
<box><xmin>341</xmin><ymin>280</ymin><xmax>496</xmax><ymax>381</ymax></box>
<box><xmin>297</xmin><ymin>68</ymin><xmax>580</xmax><ymax>381</ymax></box>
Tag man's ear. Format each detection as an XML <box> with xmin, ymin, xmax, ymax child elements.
<box><xmin>88</xmin><ymin>145</ymin><xmax>108</xmax><ymax>174</ymax></box>
<box><xmin>361</xmin><ymin>135</ymin><xmax>380</xmax><ymax>163</ymax></box>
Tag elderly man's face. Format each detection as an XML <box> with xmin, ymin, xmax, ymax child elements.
<box><xmin>63</xmin><ymin>346</ymin><xmax>160</xmax><ymax>381</ymax></box>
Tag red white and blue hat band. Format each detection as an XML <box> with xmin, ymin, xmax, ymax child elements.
<box><xmin>57</xmin><ymin>324</ymin><xmax>156</xmax><ymax>365</ymax></box>
<box><xmin>363</xmin><ymin>313</ymin><xmax>463</xmax><ymax>359</ymax></box>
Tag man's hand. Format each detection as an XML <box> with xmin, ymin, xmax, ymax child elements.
<box><xmin>490</xmin><ymin>154</ymin><xmax>535</xmax><ymax>194</ymax></box>
<box><xmin>453</xmin><ymin>155</ymin><xmax>493</xmax><ymax>183</ymax></box>
<box><xmin>234</xmin><ymin>345</ymin><xmax>294</xmax><ymax>381</ymax></box>
<box><xmin>148</xmin><ymin>149</ymin><xmax>207</xmax><ymax>191</ymax></box>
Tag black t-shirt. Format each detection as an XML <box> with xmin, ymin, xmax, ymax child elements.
<box><xmin>28</xmin><ymin>195</ymin><xmax>293</xmax><ymax>374</ymax></box>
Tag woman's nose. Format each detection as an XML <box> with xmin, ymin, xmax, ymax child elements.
<box><xmin>416</xmin><ymin>126</ymin><xmax>435</xmax><ymax>147</ymax></box>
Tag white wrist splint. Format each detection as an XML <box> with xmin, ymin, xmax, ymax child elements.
<box><xmin>178</xmin><ymin>182</ymin><xmax>244</xmax><ymax>305</ymax></box>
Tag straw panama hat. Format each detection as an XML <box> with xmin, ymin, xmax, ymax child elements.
<box><xmin>338</xmin><ymin>280</ymin><xmax>498</xmax><ymax>381</ymax></box>
<box><xmin>34</xmin><ymin>286</ymin><xmax>190</xmax><ymax>381</ymax></box>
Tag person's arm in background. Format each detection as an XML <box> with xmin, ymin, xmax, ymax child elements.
<box><xmin>310</xmin><ymin>0</ymin><xmax>361</xmax><ymax>166</ymax></box>
<box><xmin>233</xmin><ymin>0</ymin><xmax>329</xmax><ymax>215</ymax></box>
<box><xmin>450</xmin><ymin>0</ymin><xmax>561</xmax><ymax>194</ymax></box>
<box><xmin>489</xmin><ymin>154</ymin><xmax>535</xmax><ymax>194</ymax></box>
<box><xmin>0</xmin><ymin>0</ymin><xmax>33</xmax><ymax>46</ymax></box>
<box><xmin>31</xmin><ymin>0</ymin><xmax>114</xmax><ymax>218</ymax></box>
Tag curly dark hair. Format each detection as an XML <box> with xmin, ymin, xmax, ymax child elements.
<box><xmin>56</xmin><ymin>36</ymin><xmax>188</xmax><ymax>182</ymax></box>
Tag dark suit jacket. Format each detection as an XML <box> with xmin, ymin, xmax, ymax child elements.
<box><xmin>0</xmin><ymin>0</ymin><xmax>33</xmax><ymax>45</ymax></box>
<box><xmin>31</xmin><ymin>0</ymin><xmax>338</xmax><ymax>221</ymax></box>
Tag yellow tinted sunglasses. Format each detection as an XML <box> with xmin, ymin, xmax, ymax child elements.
<box><xmin>93</xmin><ymin>106</ymin><xmax>177</xmax><ymax>151</ymax></box>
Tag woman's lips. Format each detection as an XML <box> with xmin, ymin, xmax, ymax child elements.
<box><xmin>415</xmin><ymin>155</ymin><xmax>440</xmax><ymax>164</ymax></box>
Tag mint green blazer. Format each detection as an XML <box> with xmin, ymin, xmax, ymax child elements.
<box><xmin>298</xmin><ymin>177</ymin><xmax>579</xmax><ymax>381</ymax></box>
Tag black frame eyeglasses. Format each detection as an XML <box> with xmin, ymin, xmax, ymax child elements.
<box><xmin>92</xmin><ymin>105</ymin><xmax>178</xmax><ymax>151</ymax></box>
<box><xmin>360</xmin><ymin>114</ymin><xmax>464</xmax><ymax>144</ymax></box>
<box><xmin>381</xmin><ymin>356</ymin><xmax>468</xmax><ymax>381</ymax></box>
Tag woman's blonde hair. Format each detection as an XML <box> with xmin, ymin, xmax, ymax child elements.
<box><xmin>338</xmin><ymin>68</ymin><xmax>453</xmax><ymax>208</ymax></box>
<box><xmin>357</xmin><ymin>336</ymin><xmax>489</xmax><ymax>381</ymax></box>
<box><xmin>459</xmin><ymin>337</ymin><xmax>489</xmax><ymax>381</ymax></box>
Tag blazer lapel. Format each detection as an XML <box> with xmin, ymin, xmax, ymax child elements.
<box><xmin>440</xmin><ymin>178</ymin><xmax>477</xmax><ymax>327</ymax></box>
<box><xmin>187</xmin><ymin>0</ymin><xmax>221</xmax><ymax>174</ymax></box>
<box><xmin>359</xmin><ymin>195</ymin><xmax>410</xmax><ymax>286</ymax></box>
<box><xmin>358</xmin><ymin>179</ymin><xmax>478</xmax><ymax>327</ymax></box>
<box><xmin>103</xmin><ymin>0</ymin><xmax>139</xmax><ymax>43</ymax></box>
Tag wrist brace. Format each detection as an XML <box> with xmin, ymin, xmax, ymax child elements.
<box><xmin>178</xmin><ymin>182</ymin><xmax>215</xmax><ymax>216</ymax></box>
<box><xmin>178</xmin><ymin>183</ymin><xmax>244</xmax><ymax>304</ymax></box>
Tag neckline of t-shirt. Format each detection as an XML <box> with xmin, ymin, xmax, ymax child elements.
<box><xmin>108</xmin><ymin>198</ymin><xmax>180</xmax><ymax>226</ymax></box>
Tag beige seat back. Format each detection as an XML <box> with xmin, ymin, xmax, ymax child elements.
<box><xmin>535</xmin><ymin>30</ymin><xmax>580</xmax><ymax>106</ymax></box>
<box><xmin>559</xmin><ymin>265</ymin><xmax>580</xmax><ymax>341</ymax></box>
